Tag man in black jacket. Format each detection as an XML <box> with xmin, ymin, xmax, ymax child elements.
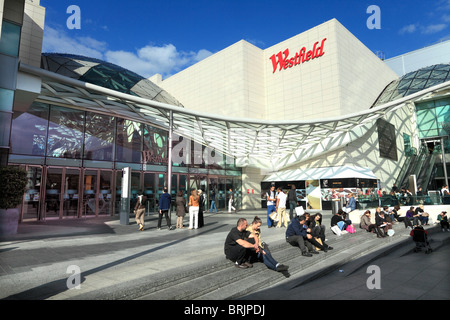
<box><xmin>224</xmin><ymin>218</ymin><xmax>259</xmax><ymax>268</ymax></box>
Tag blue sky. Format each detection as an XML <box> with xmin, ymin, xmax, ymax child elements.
<box><xmin>41</xmin><ymin>0</ymin><xmax>450</xmax><ymax>78</ymax></box>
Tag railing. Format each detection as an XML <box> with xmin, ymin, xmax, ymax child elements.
<box><xmin>357</xmin><ymin>194</ymin><xmax>450</xmax><ymax>209</ymax></box>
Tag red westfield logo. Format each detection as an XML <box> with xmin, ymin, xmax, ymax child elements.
<box><xmin>269</xmin><ymin>38</ymin><xmax>327</xmax><ymax>73</ymax></box>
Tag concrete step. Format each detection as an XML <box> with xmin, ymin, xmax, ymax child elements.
<box><xmin>132</xmin><ymin>224</ymin><xmax>413</xmax><ymax>300</ymax></box>
<box><xmin>69</xmin><ymin>222</ymin><xmax>435</xmax><ymax>300</ymax></box>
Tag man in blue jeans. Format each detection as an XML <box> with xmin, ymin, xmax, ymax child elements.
<box><xmin>266</xmin><ymin>185</ymin><xmax>276</xmax><ymax>228</ymax></box>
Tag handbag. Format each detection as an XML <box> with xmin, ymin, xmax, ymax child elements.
<box><xmin>314</xmin><ymin>237</ymin><xmax>323</xmax><ymax>252</ymax></box>
<box><xmin>346</xmin><ymin>224</ymin><xmax>356</xmax><ymax>234</ymax></box>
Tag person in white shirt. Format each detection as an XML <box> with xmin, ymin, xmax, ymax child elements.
<box><xmin>276</xmin><ymin>188</ymin><xmax>289</xmax><ymax>228</ymax></box>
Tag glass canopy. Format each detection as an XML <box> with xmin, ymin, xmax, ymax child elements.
<box><xmin>373</xmin><ymin>64</ymin><xmax>450</xmax><ymax>107</ymax></box>
<box><xmin>41</xmin><ymin>53</ymin><xmax>183</xmax><ymax>107</ymax></box>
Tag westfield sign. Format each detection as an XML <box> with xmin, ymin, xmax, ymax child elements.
<box><xmin>269</xmin><ymin>38</ymin><xmax>327</xmax><ymax>73</ymax></box>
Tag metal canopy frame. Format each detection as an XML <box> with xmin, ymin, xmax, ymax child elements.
<box><xmin>19</xmin><ymin>63</ymin><xmax>450</xmax><ymax>173</ymax></box>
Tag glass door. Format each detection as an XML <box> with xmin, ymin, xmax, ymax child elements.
<box><xmin>83</xmin><ymin>169</ymin><xmax>98</xmax><ymax>216</ymax></box>
<box><xmin>233</xmin><ymin>178</ymin><xmax>242</xmax><ymax>210</ymax></box>
<box><xmin>22</xmin><ymin>166</ymin><xmax>43</xmax><ymax>221</ymax></box>
<box><xmin>144</xmin><ymin>172</ymin><xmax>156</xmax><ymax>214</ymax></box>
<box><xmin>45</xmin><ymin>167</ymin><xmax>63</xmax><ymax>219</ymax></box>
<box><xmin>99</xmin><ymin>170</ymin><xmax>113</xmax><ymax>216</ymax></box>
<box><xmin>115</xmin><ymin>170</ymin><xmax>122</xmax><ymax>217</ymax></box>
<box><xmin>156</xmin><ymin>173</ymin><xmax>166</xmax><ymax>211</ymax></box>
<box><xmin>63</xmin><ymin>168</ymin><xmax>80</xmax><ymax>218</ymax></box>
<box><xmin>130</xmin><ymin>171</ymin><xmax>142</xmax><ymax>215</ymax></box>
<box><xmin>218</xmin><ymin>178</ymin><xmax>226</xmax><ymax>210</ymax></box>
<box><xmin>208</xmin><ymin>177</ymin><xmax>218</xmax><ymax>212</ymax></box>
<box><xmin>170</xmin><ymin>174</ymin><xmax>178</xmax><ymax>211</ymax></box>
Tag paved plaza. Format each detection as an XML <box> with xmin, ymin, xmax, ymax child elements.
<box><xmin>0</xmin><ymin>209</ymin><xmax>449</xmax><ymax>303</ymax></box>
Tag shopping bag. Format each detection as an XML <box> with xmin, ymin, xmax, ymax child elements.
<box><xmin>269</xmin><ymin>210</ymin><xmax>279</xmax><ymax>222</ymax></box>
<box><xmin>331</xmin><ymin>225</ymin><xmax>341</xmax><ymax>236</ymax></box>
<box><xmin>295</xmin><ymin>206</ymin><xmax>304</xmax><ymax>217</ymax></box>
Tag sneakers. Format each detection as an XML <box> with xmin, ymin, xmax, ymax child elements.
<box><xmin>276</xmin><ymin>264</ymin><xmax>289</xmax><ymax>272</ymax></box>
<box><xmin>302</xmin><ymin>251</ymin><xmax>313</xmax><ymax>257</ymax></box>
<box><xmin>234</xmin><ymin>261</ymin><xmax>253</xmax><ymax>269</ymax></box>
<box><xmin>235</xmin><ymin>263</ymin><xmax>248</xmax><ymax>269</ymax></box>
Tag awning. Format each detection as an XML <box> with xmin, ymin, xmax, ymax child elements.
<box><xmin>19</xmin><ymin>63</ymin><xmax>450</xmax><ymax>172</ymax></box>
<box><xmin>263</xmin><ymin>166</ymin><xmax>378</xmax><ymax>182</ymax></box>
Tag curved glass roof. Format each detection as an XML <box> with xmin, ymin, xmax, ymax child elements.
<box><xmin>373</xmin><ymin>63</ymin><xmax>450</xmax><ymax>107</ymax></box>
<box><xmin>41</xmin><ymin>53</ymin><xmax>183</xmax><ymax>107</ymax></box>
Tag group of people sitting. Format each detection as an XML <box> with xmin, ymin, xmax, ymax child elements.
<box><xmin>224</xmin><ymin>212</ymin><xmax>333</xmax><ymax>271</ymax></box>
<box><xmin>224</xmin><ymin>205</ymin><xmax>449</xmax><ymax>271</ymax></box>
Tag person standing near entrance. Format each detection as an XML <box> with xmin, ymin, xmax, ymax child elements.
<box><xmin>189</xmin><ymin>189</ymin><xmax>200</xmax><ymax>229</ymax></box>
<box><xmin>287</xmin><ymin>185</ymin><xmax>298</xmax><ymax>221</ymax></box>
<box><xmin>276</xmin><ymin>188</ymin><xmax>289</xmax><ymax>228</ymax></box>
<box><xmin>266</xmin><ymin>185</ymin><xmax>277</xmax><ymax>228</ymax></box>
<box><xmin>158</xmin><ymin>187</ymin><xmax>173</xmax><ymax>231</ymax></box>
<box><xmin>210</xmin><ymin>189</ymin><xmax>217</xmax><ymax>213</ymax></box>
<box><xmin>175</xmin><ymin>191</ymin><xmax>186</xmax><ymax>229</ymax></box>
<box><xmin>198</xmin><ymin>189</ymin><xmax>205</xmax><ymax>228</ymax></box>
<box><xmin>134</xmin><ymin>191</ymin><xmax>147</xmax><ymax>231</ymax></box>
<box><xmin>228</xmin><ymin>188</ymin><xmax>237</xmax><ymax>213</ymax></box>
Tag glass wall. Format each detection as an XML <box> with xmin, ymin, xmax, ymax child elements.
<box><xmin>11</xmin><ymin>102</ymin><xmax>49</xmax><ymax>156</ymax></box>
<box><xmin>416</xmin><ymin>98</ymin><xmax>450</xmax><ymax>153</ymax></box>
<box><xmin>116</xmin><ymin>119</ymin><xmax>142</xmax><ymax>163</ymax></box>
<box><xmin>84</xmin><ymin>112</ymin><xmax>115</xmax><ymax>161</ymax></box>
<box><xmin>47</xmin><ymin>106</ymin><xmax>84</xmax><ymax>159</ymax></box>
<box><xmin>9</xmin><ymin>102</ymin><xmax>242</xmax><ymax>221</ymax></box>
<box><xmin>0</xmin><ymin>20</ymin><xmax>21</xmax><ymax>56</ymax></box>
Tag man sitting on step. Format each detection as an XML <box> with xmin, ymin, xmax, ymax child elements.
<box><xmin>224</xmin><ymin>218</ymin><xmax>259</xmax><ymax>269</ymax></box>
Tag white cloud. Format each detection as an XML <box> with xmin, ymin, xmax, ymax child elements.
<box><xmin>42</xmin><ymin>26</ymin><xmax>106</xmax><ymax>59</ymax></box>
<box><xmin>398</xmin><ymin>24</ymin><xmax>417</xmax><ymax>35</ymax></box>
<box><xmin>421</xmin><ymin>23</ymin><xmax>447</xmax><ymax>34</ymax></box>
<box><xmin>399</xmin><ymin>23</ymin><xmax>448</xmax><ymax>35</ymax></box>
<box><xmin>42</xmin><ymin>25</ymin><xmax>213</xmax><ymax>78</ymax></box>
<box><xmin>107</xmin><ymin>44</ymin><xmax>213</xmax><ymax>78</ymax></box>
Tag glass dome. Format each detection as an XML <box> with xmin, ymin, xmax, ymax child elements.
<box><xmin>373</xmin><ymin>64</ymin><xmax>450</xmax><ymax>107</ymax></box>
<box><xmin>41</xmin><ymin>53</ymin><xmax>183</xmax><ymax>107</ymax></box>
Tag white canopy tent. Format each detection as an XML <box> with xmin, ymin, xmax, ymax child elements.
<box><xmin>263</xmin><ymin>165</ymin><xmax>378</xmax><ymax>182</ymax></box>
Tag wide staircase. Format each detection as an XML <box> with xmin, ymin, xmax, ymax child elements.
<box><xmin>82</xmin><ymin>220</ymin><xmax>445</xmax><ymax>300</ymax></box>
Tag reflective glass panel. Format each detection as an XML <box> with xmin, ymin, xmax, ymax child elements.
<box><xmin>0</xmin><ymin>20</ymin><xmax>21</xmax><ymax>56</ymax></box>
<box><xmin>47</xmin><ymin>106</ymin><xmax>84</xmax><ymax>158</ymax></box>
<box><xmin>84</xmin><ymin>112</ymin><xmax>115</xmax><ymax>161</ymax></box>
<box><xmin>116</xmin><ymin>118</ymin><xmax>142</xmax><ymax>163</ymax></box>
<box><xmin>11</xmin><ymin>102</ymin><xmax>49</xmax><ymax>156</ymax></box>
<box><xmin>143</xmin><ymin>124</ymin><xmax>168</xmax><ymax>165</ymax></box>
<box><xmin>0</xmin><ymin>88</ymin><xmax>14</xmax><ymax>112</ymax></box>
